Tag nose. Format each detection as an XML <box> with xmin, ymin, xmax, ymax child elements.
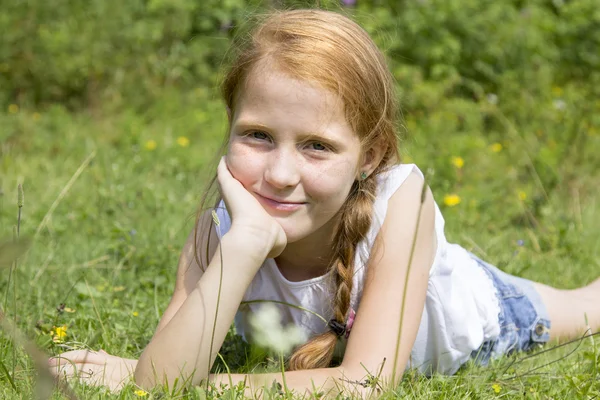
<box><xmin>264</xmin><ymin>149</ymin><xmax>301</xmax><ymax>189</ymax></box>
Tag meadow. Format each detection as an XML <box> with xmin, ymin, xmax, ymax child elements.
<box><xmin>1</xmin><ymin>0</ymin><xmax>600</xmax><ymax>398</ymax></box>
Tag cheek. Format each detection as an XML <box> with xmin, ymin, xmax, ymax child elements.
<box><xmin>226</xmin><ymin>144</ymin><xmax>264</xmax><ymax>186</ymax></box>
<box><xmin>304</xmin><ymin>159</ymin><xmax>356</xmax><ymax>199</ymax></box>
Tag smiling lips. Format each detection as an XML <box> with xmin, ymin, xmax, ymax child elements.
<box><xmin>255</xmin><ymin>193</ymin><xmax>306</xmax><ymax>212</ymax></box>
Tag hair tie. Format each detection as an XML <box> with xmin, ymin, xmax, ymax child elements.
<box><xmin>328</xmin><ymin>308</ymin><xmax>356</xmax><ymax>339</ymax></box>
<box><xmin>328</xmin><ymin>319</ymin><xmax>346</xmax><ymax>337</ymax></box>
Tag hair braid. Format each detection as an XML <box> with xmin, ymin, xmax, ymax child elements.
<box><xmin>288</xmin><ymin>176</ymin><xmax>378</xmax><ymax>370</ymax></box>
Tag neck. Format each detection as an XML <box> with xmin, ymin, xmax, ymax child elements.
<box><xmin>275</xmin><ymin>215</ymin><xmax>340</xmax><ymax>282</ymax></box>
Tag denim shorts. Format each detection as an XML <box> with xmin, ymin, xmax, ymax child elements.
<box><xmin>469</xmin><ymin>254</ymin><xmax>551</xmax><ymax>364</ymax></box>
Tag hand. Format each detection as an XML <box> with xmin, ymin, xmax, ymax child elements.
<box><xmin>217</xmin><ymin>157</ymin><xmax>287</xmax><ymax>258</ymax></box>
<box><xmin>48</xmin><ymin>349</ymin><xmax>137</xmax><ymax>392</ymax></box>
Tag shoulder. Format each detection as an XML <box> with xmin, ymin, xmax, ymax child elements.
<box><xmin>175</xmin><ymin>210</ymin><xmax>219</xmax><ymax>292</ymax></box>
<box><xmin>374</xmin><ymin>168</ymin><xmax>437</xmax><ymax>272</ymax></box>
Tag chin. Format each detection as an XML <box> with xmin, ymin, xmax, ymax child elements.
<box><xmin>281</xmin><ymin>227</ymin><xmax>305</xmax><ymax>244</ymax></box>
<box><xmin>277</xmin><ymin>220</ymin><xmax>310</xmax><ymax>244</ymax></box>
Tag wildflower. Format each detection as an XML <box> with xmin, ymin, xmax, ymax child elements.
<box><xmin>176</xmin><ymin>136</ymin><xmax>190</xmax><ymax>147</ymax></box>
<box><xmin>517</xmin><ymin>239</ymin><xmax>525</xmax><ymax>246</ymax></box>
<box><xmin>553</xmin><ymin>99</ymin><xmax>566</xmax><ymax>111</ymax></box>
<box><xmin>341</xmin><ymin>0</ymin><xmax>356</xmax><ymax>6</ymax></box>
<box><xmin>8</xmin><ymin>104</ymin><xmax>19</xmax><ymax>114</ymax></box>
<box><xmin>492</xmin><ymin>383</ymin><xmax>501</xmax><ymax>393</ymax></box>
<box><xmin>490</xmin><ymin>143</ymin><xmax>503</xmax><ymax>153</ymax></box>
<box><xmin>33</xmin><ymin>112</ymin><xmax>41</xmax><ymax>121</ymax></box>
<box><xmin>443</xmin><ymin>194</ymin><xmax>461</xmax><ymax>207</ymax></box>
<box><xmin>51</xmin><ymin>325</ymin><xmax>68</xmax><ymax>343</ymax></box>
<box><xmin>248</xmin><ymin>303</ymin><xmax>306</xmax><ymax>354</ymax></box>
<box><xmin>134</xmin><ymin>389</ymin><xmax>148</xmax><ymax>397</ymax></box>
<box><xmin>144</xmin><ymin>140</ymin><xmax>157</xmax><ymax>151</ymax></box>
<box><xmin>113</xmin><ymin>286</ymin><xmax>125</xmax><ymax>292</ymax></box>
<box><xmin>486</xmin><ymin>93</ymin><xmax>498</xmax><ymax>105</ymax></box>
<box><xmin>64</xmin><ymin>307</ymin><xmax>76</xmax><ymax>313</ymax></box>
<box><xmin>518</xmin><ymin>191</ymin><xmax>527</xmax><ymax>201</ymax></box>
<box><xmin>451</xmin><ymin>156</ymin><xmax>464</xmax><ymax>169</ymax></box>
<box><xmin>551</xmin><ymin>86</ymin><xmax>563</xmax><ymax>97</ymax></box>
<box><xmin>132</xmin><ymin>311</ymin><xmax>139</xmax><ymax>317</ymax></box>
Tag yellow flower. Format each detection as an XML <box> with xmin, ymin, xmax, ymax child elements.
<box><xmin>451</xmin><ymin>156</ymin><xmax>464</xmax><ymax>169</ymax></box>
<box><xmin>518</xmin><ymin>191</ymin><xmax>527</xmax><ymax>201</ymax></box>
<box><xmin>52</xmin><ymin>325</ymin><xmax>68</xmax><ymax>343</ymax></box>
<box><xmin>8</xmin><ymin>104</ymin><xmax>19</xmax><ymax>114</ymax></box>
<box><xmin>492</xmin><ymin>383</ymin><xmax>501</xmax><ymax>393</ymax></box>
<box><xmin>443</xmin><ymin>194</ymin><xmax>461</xmax><ymax>207</ymax></box>
<box><xmin>176</xmin><ymin>136</ymin><xmax>190</xmax><ymax>147</ymax></box>
<box><xmin>113</xmin><ymin>286</ymin><xmax>125</xmax><ymax>292</ymax></box>
<box><xmin>134</xmin><ymin>389</ymin><xmax>148</xmax><ymax>397</ymax></box>
<box><xmin>490</xmin><ymin>143</ymin><xmax>503</xmax><ymax>153</ymax></box>
<box><xmin>32</xmin><ymin>112</ymin><xmax>41</xmax><ymax>121</ymax></box>
<box><xmin>132</xmin><ymin>311</ymin><xmax>139</xmax><ymax>317</ymax></box>
<box><xmin>551</xmin><ymin>86</ymin><xmax>563</xmax><ymax>97</ymax></box>
<box><xmin>145</xmin><ymin>140</ymin><xmax>157</xmax><ymax>151</ymax></box>
<box><xmin>64</xmin><ymin>307</ymin><xmax>76</xmax><ymax>313</ymax></box>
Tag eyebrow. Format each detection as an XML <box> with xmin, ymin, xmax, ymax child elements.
<box><xmin>233</xmin><ymin>120</ymin><xmax>346</xmax><ymax>147</ymax></box>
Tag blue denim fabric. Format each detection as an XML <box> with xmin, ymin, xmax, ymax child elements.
<box><xmin>469</xmin><ymin>255</ymin><xmax>551</xmax><ymax>364</ymax></box>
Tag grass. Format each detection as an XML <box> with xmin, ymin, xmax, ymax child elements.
<box><xmin>1</xmin><ymin>82</ymin><xmax>599</xmax><ymax>398</ymax></box>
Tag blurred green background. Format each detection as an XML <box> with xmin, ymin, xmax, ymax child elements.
<box><xmin>1</xmin><ymin>0</ymin><xmax>600</xmax><ymax>397</ymax></box>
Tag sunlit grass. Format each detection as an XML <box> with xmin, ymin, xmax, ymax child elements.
<box><xmin>1</xmin><ymin>82</ymin><xmax>599</xmax><ymax>398</ymax></box>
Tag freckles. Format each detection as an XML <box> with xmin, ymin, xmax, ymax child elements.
<box><xmin>308</xmin><ymin>158</ymin><xmax>356</xmax><ymax>186</ymax></box>
<box><xmin>227</xmin><ymin>145</ymin><xmax>261</xmax><ymax>182</ymax></box>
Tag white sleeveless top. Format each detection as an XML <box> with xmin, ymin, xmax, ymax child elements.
<box><xmin>215</xmin><ymin>164</ymin><xmax>500</xmax><ymax>375</ymax></box>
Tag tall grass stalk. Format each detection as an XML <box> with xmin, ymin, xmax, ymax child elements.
<box><xmin>34</xmin><ymin>151</ymin><xmax>95</xmax><ymax>239</ymax></box>
<box><xmin>391</xmin><ymin>179</ymin><xmax>428</xmax><ymax>388</ymax></box>
<box><xmin>206</xmin><ymin>210</ymin><xmax>224</xmax><ymax>390</ymax></box>
<box><xmin>8</xmin><ymin>184</ymin><xmax>23</xmax><ymax>382</ymax></box>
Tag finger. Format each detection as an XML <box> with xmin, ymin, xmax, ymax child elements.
<box><xmin>49</xmin><ymin>350</ymin><xmax>102</xmax><ymax>366</ymax></box>
<box><xmin>217</xmin><ymin>156</ymin><xmax>242</xmax><ymax>216</ymax></box>
<box><xmin>216</xmin><ymin>156</ymin><xmax>233</xmax><ymax>189</ymax></box>
<box><xmin>49</xmin><ymin>361</ymin><xmax>77</xmax><ymax>378</ymax></box>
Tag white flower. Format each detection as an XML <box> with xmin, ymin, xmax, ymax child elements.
<box><xmin>553</xmin><ymin>99</ymin><xmax>566</xmax><ymax>110</ymax></box>
<box><xmin>248</xmin><ymin>303</ymin><xmax>307</xmax><ymax>354</ymax></box>
<box><xmin>486</xmin><ymin>93</ymin><xmax>498</xmax><ymax>105</ymax></box>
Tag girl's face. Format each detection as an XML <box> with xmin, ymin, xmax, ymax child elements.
<box><xmin>226</xmin><ymin>68</ymin><xmax>364</xmax><ymax>244</ymax></box>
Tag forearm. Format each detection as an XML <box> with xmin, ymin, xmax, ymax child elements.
<box><xmin>135</xmin><ymin>230</ymin><xmax>266</xmax><ymax>389</ymax></box>
<box><xmin>210</xmin><ymin>366</ymin><xmax>382</xmax><ymax>399</ymax></box>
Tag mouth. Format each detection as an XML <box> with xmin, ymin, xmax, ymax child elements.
<box><xmin>255</xmin><ymin>193</ymin><xmax>306</xmax><ymax>212</ymax></box>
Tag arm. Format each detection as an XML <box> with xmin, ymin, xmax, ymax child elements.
<box><xmin>152</xmin><ymin>211</ymin><xmax>218</xmax><ymax>337</ymax></box>
<box><xmin>134</xmin><ymin>158</ymin><xmax>287</xmax><ymax>389</ymax></box>
<box><xmin>50</xmin><ymin>158</ymin><xmax>286</xmax><ymax>391</ymax></box>
<box><xmin>134</xmin><ymin>229</ymin><xmax>268</xmax><ymax>388</ymax></box>
<box><xmin>212</xmin><ymin>171</ymin><xmax>436</xmax><ymax>397</ymax></box>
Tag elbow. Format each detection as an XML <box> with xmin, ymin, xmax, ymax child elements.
<box><xmin>133</xmin><ymin>352</ymin><xmax>209</xmax><ymax>391</ymax></box>
<box><xmin>133</xmin><ymin>355</ymin><xmax>157</xmax><ymax>391</ymax></box>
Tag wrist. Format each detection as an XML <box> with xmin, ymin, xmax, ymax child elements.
<box><xmin>221</xmin><ymin>226</ymin><xmax>273</xmax><ymax>262</ymax></box>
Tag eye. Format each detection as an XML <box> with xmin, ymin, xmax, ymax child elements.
<box><xmin>308</xmin><ymin>141</ymin><xmax>329</xmax><ymax>152</ymax></box>
<box><xmin>249</xmin><ymin>131</ymin><xmax>269</xmax><ymax>140</ymax></box>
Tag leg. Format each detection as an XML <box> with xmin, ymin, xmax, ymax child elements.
<box><xmin>534</xmin><ymin>278</ymin><xmax>600</xmax><ymax>341</ymax></box>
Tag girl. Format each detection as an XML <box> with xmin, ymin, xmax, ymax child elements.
<box><xmin>50</xmin><ymin>9</ymin><xmax>600</xmax><ymax>397</ymax></box>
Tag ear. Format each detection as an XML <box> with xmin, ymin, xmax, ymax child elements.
<box><xmin>358</xmin><ymin>141</ymin><xmax>386</xmax><ymax>179</ymax></box>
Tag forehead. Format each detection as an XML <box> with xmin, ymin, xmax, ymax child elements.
<box><xmin>233</xmin><ymin>67</ymin><xmax>352</xmax><ymax>133</ymax></box>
